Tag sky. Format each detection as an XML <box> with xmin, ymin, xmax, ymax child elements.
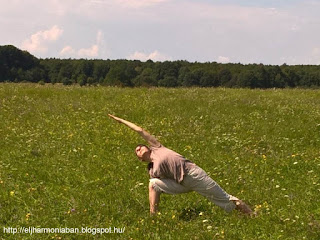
<box><xmin>1</xmin><ymin>0</ymin><xmax>320</xmax><ymax>65</ymax></box>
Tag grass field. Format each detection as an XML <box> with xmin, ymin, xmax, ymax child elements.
<box><xmin>0</xmin><ymin>83</ymin><xmax>320</xmax><ymax>239</ymax></box>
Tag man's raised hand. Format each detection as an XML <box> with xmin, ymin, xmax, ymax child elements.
<box><xmin>108</xmin><ymin>114</ymin><xmax>122</xmax><ymax>123</ymax></box>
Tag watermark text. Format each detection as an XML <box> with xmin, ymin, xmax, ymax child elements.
<box><xmin>3</xmin><ymin>226</ymin><xmax>125</xmax><ymax>235</ymax></box>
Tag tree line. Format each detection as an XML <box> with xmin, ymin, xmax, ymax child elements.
<box><xmin>1</xmin><ymin>45</ymin><xmax>320</xmax><ymax>88</ymax></box>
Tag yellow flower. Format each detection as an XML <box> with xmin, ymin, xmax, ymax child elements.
<box><xmin>26</xmin><ymin>213</ymin><xmax>31</xmax><ymax>221</ymax></box>
<box><xmin>27</xmin><ymin>188</ymin><xmax>36</xmax><ymax>192</ymax></box>
<box><xmin>172</xmin><ymin>215</ymin><xmax>176</xmax><ymax>219</ymax></box>
<box><xmin>254</xmin><ymin>204</ymin><xmax>262</xmax><ymax>212</ymax></box>
<box><xmin>10</xmin><ymin>191</ymin><xmax>15</xmax><ymax>196</ymax></box>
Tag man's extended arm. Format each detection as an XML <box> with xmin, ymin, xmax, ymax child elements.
<box><xmin>108</xmin><ymin>114</ymin><xmax>161</xmax><ymax>147</ymax></box>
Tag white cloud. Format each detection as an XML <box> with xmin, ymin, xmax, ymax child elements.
<box><xmin>78</xmin><ymin>45</ymin><xmax>99</xmax><ymax>58</ymax></box>
<box><xmin>60</xmin><ymin>31</ymin><xmax>103</xmax><ymax>58</ymax></box>
<box><xmin>217</xmin><ymin>56</ymin><xmax>230</xmax><ymax>63</ymax></box>
<box><xmin>310</xmin><ymin>47</ymin><xmax>320</xmax><ymax>64</ymax></box>
<box><xmin>96</xmin><ymin>30</ymin><xmax>103</xmax><ymax>45</ymax></box>
<box><xmin>21</xmin><ymin>25</ymin><xmax>63</xmax><ymax>54</ymax></box>
<box><xmin>4</xmin><ymin>0</ymin><xmax>320</xmax><ymax>64</ymax></box>
<box><xmin>115</xmin><ymin>0</ymin><xmax>169</xmax><ymax>8</ymax></box>
<box><xmin>312</xmin><ymin>47</ymin><xmax>320</xmax><ymax>56</ymax></box>
<box><xmin>60</xmin><ymin>46</ymin><xmax>76</xmax><ymax>56</ymax></box>
<box><xmin>88</xmin><ymin>0</ymin><xmax>169</xmax><ymax>8</ymax></box>
<box><xmin>127</xmin><ymin>50</ymin><xmax>171</xmax><ymax>62</ymax></box>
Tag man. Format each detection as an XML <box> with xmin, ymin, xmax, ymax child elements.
<box><xmin>108</xmin><ymin>114</ymin><xmax>253</xmax><ymax>216</ymax></box>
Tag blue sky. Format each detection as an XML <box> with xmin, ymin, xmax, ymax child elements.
<box><xmin>1</xmin><ymin>0</ymin><xmax>320</xmax><ymax>64</ymax></box>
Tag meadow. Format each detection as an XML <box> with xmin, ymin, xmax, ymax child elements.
<box><xmin>0</xmin><ymin>83</ymin><xmax>319</xmax><ymax>239</ymax></box>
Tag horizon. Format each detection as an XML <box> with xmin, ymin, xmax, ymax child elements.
<box><xmin>2</xmin><ymin>44</ymin><xmax>319</xmax><ymax>67</ymax></box>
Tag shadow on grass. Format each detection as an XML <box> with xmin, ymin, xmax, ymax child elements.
<box><xmin>178</xmin><ymin>206</ymin><xmax>208</xmax><ymax>221</ymax></box>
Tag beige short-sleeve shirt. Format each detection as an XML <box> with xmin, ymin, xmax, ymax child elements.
<box><xmin>148</xmin><ymin>145</ymin><xmax>195</xmax><ymax>183</ymax></box>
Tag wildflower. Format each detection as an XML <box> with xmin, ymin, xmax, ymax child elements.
<box><xmin>26</xmin><ymin>213</ymin><xmax>31</xmax><ymax>221</ymax></box>
<box><xmin>67</xmin><ymin>208</ymin><xmax>76</xmax><ymax>215</ymax></box>
<box><xmin>254</xmin><ymin>204</ymin><xmax>263</xmax><ymax>213</ymax></box>
<box><xmin>10</xmin><ymin>191</ymin><xmax>15</xmax><ymax>196</ymax></box>
<box><xmin>28</xmin><ymin>188</ymin><xmax>36</xmax><ymax>192</ymax></box>
<box><xmin>254</xmin><ymin>204</ymin><xmax>262</xmax><ymax>211</ymax></box>
<box><xmin>172</xmin><ymin>215</ymin><xmax>175</xmax><ymax>219</ymax></box>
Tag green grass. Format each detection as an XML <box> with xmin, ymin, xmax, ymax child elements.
<box><xmin>0</xmin><ymin>83</ymin><xmax>320</xmax><ymax>239</ymax></box>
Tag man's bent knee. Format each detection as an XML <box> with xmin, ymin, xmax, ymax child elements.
<box><xmin>149</xmin><ymin>181</ymin><xmax>155</xmax><ymax>192</ymax></box>
<box><xmin>149</xmin><ymin>179</ymin><xmax>162</xmax><ymax>193</ymax></box>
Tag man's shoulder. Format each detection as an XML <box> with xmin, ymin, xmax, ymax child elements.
<box><xmin>151</xmin><ymin>144</ymin><xmax>164</xmax><ymax>150</ymax></box>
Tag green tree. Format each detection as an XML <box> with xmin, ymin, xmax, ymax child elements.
<box><xmin>133</xmin><ymin>68</ymin><xmax>156</xmax><ymax>86</ymax></box>
<box><xmin>93</xmin><ymin>61</ymin><xmax>110</xmax><ymax>82</ymax></box>
<box><xmin>199</xmin><ymin>72</ymin><xmax>218</xmax><ymax>87</ymax></box>
<box><xmin>158</xmin><ymin>76</ymin><xmax>178</xmax><ymax>87</ymax></box>
<box><xmin>77</xmin><ymin>74</ymin><xmax>87</xmax><ymax>86</ymax></box>
<box><xmin>237</xmin><ymin>70</ymin><xmax>257</xmax><ymax>88</ymax></box>
<box><xmin>218</xmin><ymin>68</ymin><xmax>232</xmax><ymax>86</ymax></box>
<box><xmin>0</xmin><ymin>45</ymin><xmax>40</xmax><ymax>82</ymax></box>
<box><xmin>104</xmin><ymin>62</ymin><xmax>127</xmax><ymax>86</ymax></box>
<box><xmin>62</xmin><ymin>77</ymin><xmax>72</xmax><ymax>85</ymax></box>
<box><xmin>254</xmin><ymin>65</ymin><xmax>270</xmax><ymax>88</ymax></box>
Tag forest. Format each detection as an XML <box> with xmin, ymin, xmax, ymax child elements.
<box><xmin>1</xmin><ymin>45</ymin><xmax>320</xmax><ymax>88</ymax></box>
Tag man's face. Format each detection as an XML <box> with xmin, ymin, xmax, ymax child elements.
<box><xmin>135</xmin><ymin>145</ymin><xmax>150</xmax><ymax>161</ymax></box>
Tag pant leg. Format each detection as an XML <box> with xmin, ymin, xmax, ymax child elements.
<box><xmin>149</xmin><ymin>178</ymin><xmax>191</xmax><ymax>195</ymax></box>
<box><xmin>182</xmin><ymin>166</ymin><xmax>237</xmax><ymax>213</ymax></box>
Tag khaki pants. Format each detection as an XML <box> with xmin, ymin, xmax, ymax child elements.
<box><xmin>149</xmin><ymin>166</ymin><xmax>238</xmax><ymax>213</ymax></box>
